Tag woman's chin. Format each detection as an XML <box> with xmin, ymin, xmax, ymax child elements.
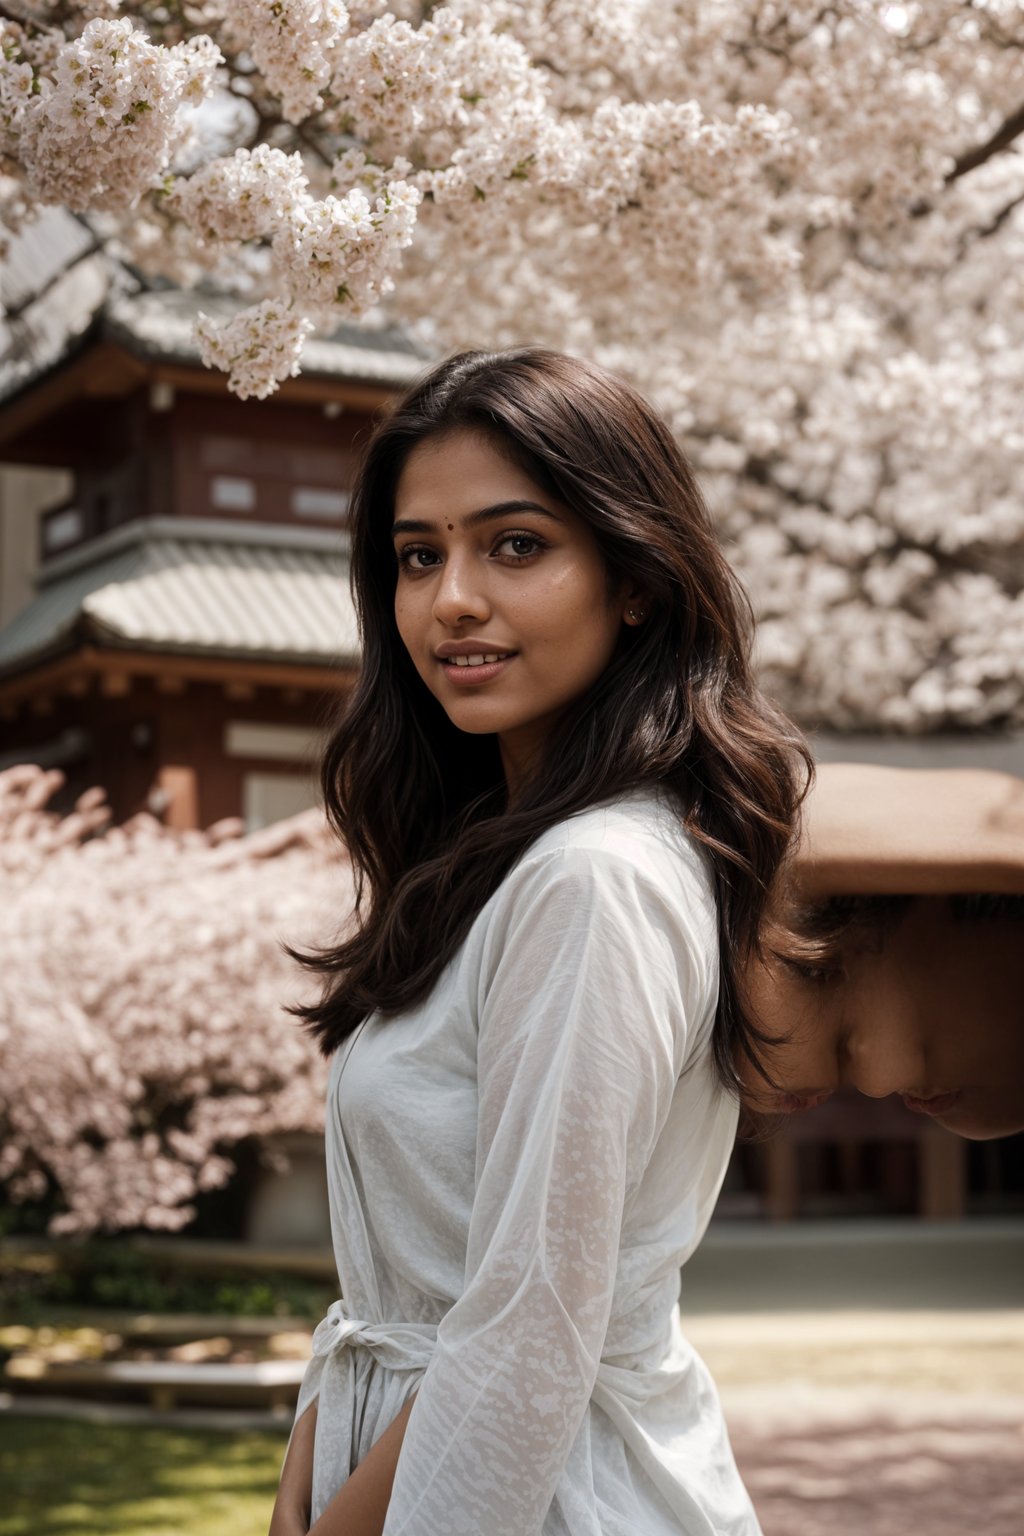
<box><xmin>936</xmin><ymin>1097</ymin><xmax>1024</xmax><ymax>1141</ymax></box>
<box><xmin>440</xmin><ymin>699</ymin><xmax>515</xmax><ymax>735</ymax></box>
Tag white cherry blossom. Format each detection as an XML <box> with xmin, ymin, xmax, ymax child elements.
<box><xmin>195</xmin><ymin>296</ymin><xmax>316</xmax><ymax>400</ymax></box>
<box><xmin>16</xmin><ymin>17</ymin><xmax>221</xmax><ymax>213</ymax></box>
<box><xmin>1</xmin><ymin>2</ymin><xmax>1023</xmax><ymax>727</ymax></box>
<box><xmin>224</xmin><ymin>0</ymin><xmax>350</xmax><ymax>123</ymax></box>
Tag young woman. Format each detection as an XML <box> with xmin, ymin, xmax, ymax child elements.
<box><xmin>269</xmin><ymin>346</ymin><xmax>810</xmax><ymax>1536</ymax></box>
<box><xmin>741</xmin><ymin>762</ymin><xmax>1024</xmax><ymax>1140</ymax></box>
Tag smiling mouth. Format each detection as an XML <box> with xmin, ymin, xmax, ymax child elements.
<box><xmin>774</xmin><ymin>1090</ymin><xmax>833</xmax><ymax>1113</ymax></box>
<box><xmin>901</xmin><ymin>1092</ymin><xmax>960</xmax><ymax>1117</ymax></box>
<box><xmin>444</xmin><ymin>652</ymin><xmax>516</xmax><ymax>668</ymax></box>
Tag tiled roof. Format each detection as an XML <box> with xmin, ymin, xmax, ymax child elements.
<box><xmin>0</xmin><ymin>207</ymin><xmax>114</xmax><ymax>404</ymax></box>
<box><xmin>0</xmin><ymin>517</ymin><xmax>358</xmax><ymax>677</ymax></box>
<box><xmin>0</xmin><ymin>207</ymin><xmax>432</xmax><ymax>407</ymax></box>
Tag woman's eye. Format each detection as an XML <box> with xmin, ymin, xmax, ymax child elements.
<box><xmin>776</xmin><ymin>1091</ymin><xmax>835</xmax><ymax>1114</ymax></box>
<box><xmin>395</xmin><ymin>546</ymin><xmax>439</xmax><ymax>571</ymax></box>
<box><xmin>495</xmin><ymin>531</ymin><xmax>545</xmax><ymax>561</ymax></box>
<box><xmin>396</xmin><ymin>532</ymin><xmax>545</xmax><ymax>572</ymax></box>
<box><xmin>787</xmin><ymin>959</ymin><xmax>843</xmax><ymax>985</ymax></box>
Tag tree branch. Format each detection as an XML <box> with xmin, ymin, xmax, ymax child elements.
<box><xmin>957</xmin><ymin>189</ymin><xmax>1024</xmax><ymax>257</ymax></box>
<box><xmin>0</xmin><ymin>3</ymin><xmax>41</xmax><ymax>25</ymax></box>
<box><xmin>295</xmin><ymin>122</ymin><xmax>335</xmax><ymax>171</ymax></box>
<box><xmin>946</xmin><ymin>101</ymin><xmax>1024</xmax><ymax>184</ymax></box>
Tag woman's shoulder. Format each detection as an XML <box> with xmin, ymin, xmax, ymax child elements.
<box><xmin>534</xmin><ymin>792</ymin><xmax>709</xmax><ymax>878</ymax></box>
<box><xmin>522</xmin><ymin>786</ymin><xmax>715</xmax><ymax>905</ymax></box>
<box><xmin>475</xmin><ymin>785</ymin><xmax>719</xmax><ymax>1027</ymax></box>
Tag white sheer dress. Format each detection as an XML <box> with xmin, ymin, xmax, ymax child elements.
<box><xmin>285</xmin><ymin>785</ymin><xmax>761</xmax><ymax>1535</ymax></box>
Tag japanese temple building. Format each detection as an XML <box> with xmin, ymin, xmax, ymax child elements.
<box><xmin>0</xmin><ymin>241</ymin><xmax>425</xmax><ymax>830</ymax></box>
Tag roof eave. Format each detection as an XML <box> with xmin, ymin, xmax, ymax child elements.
<box><xmin>0</xmin><ymin>636</ymin><xmax>357</xmax><ymax>706</ymax></box>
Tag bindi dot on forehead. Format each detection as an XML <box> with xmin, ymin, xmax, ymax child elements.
<box><xmin>447</xmin><ymin>522</ymin><xmax>454</xmax><ymax>530</ymax></box>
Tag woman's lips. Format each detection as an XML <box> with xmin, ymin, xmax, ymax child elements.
<box><xmin>901</xmin><ymin>1092</ymin><xmax>960</xmax><ymax>1117</ymax></box>
<box><xmin>772</xmin><ymin>1090</ymin><xmax>833</xmax><ymax>1114</ymax></box>
<box><xmin>439</xmin><ymin>655</ymin><xmax>516</xmax><ymax>686</ymax></box>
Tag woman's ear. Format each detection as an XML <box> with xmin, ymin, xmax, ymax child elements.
<box><xmin>619</xmin><ymin>580</ymin><xmax>652</xmax><ymax>626</ymax></box>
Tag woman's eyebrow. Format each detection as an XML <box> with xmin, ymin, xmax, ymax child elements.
<box><xmin>391</xmin><ymin>500</ymin><xmax>563</xmax><ymax>537</ymax></box>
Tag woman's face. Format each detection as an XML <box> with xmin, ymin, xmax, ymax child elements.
<box><xmin>740</xmin><ymin>898</ymin><xmax>1024</xmax><ymax>1139</ymax></box>
<box><xmin>392</xmin><ymin>430</ymin><xmax>636</xmax><ymax>790</ymax></box>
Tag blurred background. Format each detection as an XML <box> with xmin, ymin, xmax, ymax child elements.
<box><xmin>2</xmin><ymin>7</ymin><xmax>1024</xmax><ymax>1529</ymax></box>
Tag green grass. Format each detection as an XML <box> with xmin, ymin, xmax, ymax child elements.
<box><xmin>0</xmin><ymin>1416</ymin><xmax>290</xmax><ymax>1536</ymax></box>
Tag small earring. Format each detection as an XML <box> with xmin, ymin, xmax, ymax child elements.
<box><xmin>627</xmin><ymin>608</ymin><xmax>645</xmax><ymax>623</ymax></box>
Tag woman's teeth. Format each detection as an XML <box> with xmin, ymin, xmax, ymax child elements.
<box><xmin>451</xmin><ymin>654</ymin><xmax>509</xmax><ymax>667</ymax></box>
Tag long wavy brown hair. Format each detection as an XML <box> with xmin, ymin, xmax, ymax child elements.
<box><xmin>290</xmin><ymin>347</ymin><xmax>813</xmax><ymax>1090</ymax></box>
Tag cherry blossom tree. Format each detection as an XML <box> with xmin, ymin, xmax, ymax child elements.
<box><xmin>0</xmin><ymin>763</ymin><xmax>346</xmax><ymax>1235</ymax></box>
<box><xmin>1</xmin><ymin>3</ymin><xmax>1022</xmax><ymax>727</ymax></box>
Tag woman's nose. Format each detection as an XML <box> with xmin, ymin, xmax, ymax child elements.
<box><xmin>843</xmin><ymin>1012</ymin><xmax>928</xmax><ymax>1100</ymax></box>
<box><xmin>432</xmin><ymin>553</ymin><xmax>489</xmax><ymax>626</ymax></box>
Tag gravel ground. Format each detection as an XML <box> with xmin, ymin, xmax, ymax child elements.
<box><xmin>727</xmin><ymin>1389</ymin><xmax>1023</xmax><ymax>1536</ymax></box>
<box><xmin>687</xmin><ymin>1311</ymin><xmax>1024</xmax><ymax>1536</ymax></box>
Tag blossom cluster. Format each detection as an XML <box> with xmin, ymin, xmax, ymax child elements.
<box><xmin>224</xmin><ymin>0</ymin><xmax>350</xmax><ymax>123</ymax></box>
<box><xmin>169</xmin><ymin>143</ymin><xmax>310</xmax><ymax>244</ymax></box>
<box><xmin>184</xmin><ymin>163</ymin><xmax>422</xmax><ymax>394</ymax></box>
<box><xmin>10</xmin><ymin>16</ymin><xmax>221</xmax><ymax>213</ymax></box>
<box><xmin>331</xmin><ymin>8</ymin><xmax>548</xmax><ymax>178</ymax></box>
<box><xmin>0</xmin><ymin>765</ymin><xmax>345</xmax><ymax>1235</ymax></box>
<box><xmin>194</xmin><ymin>296</ymin><xmax>316</xmax><ymax>400</ymax></box>
<box><xmin>275</xmin><ymin>176</ymin><xmax>422</xmax><ymax>312</ymax></box>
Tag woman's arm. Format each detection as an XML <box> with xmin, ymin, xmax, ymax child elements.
<box><xmin>270</xmin><ymin>1399</ymin><xmax>317</xmax><ymax>1536</ymax></box>
<box><xmin>373</xmin><ymin>847</ymin><xmax>706</xmax><ymax>1535</ymax></box>
<box><xmin>795</xmin><ymin>764</ymin><xmax>1024</xmax><ymax>898</ymax></box>
<box><xmin>305</xmin><ymin>1392</ymin><xmax>417</xmax><ymax>1536</ymax></box>
<box><xmin>269</xmin><ymin>1390</ymin><xmax>419</xmax><ymax>1536</ymax></box>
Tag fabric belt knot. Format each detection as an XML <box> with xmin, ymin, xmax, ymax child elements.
<box><xmin>310</xmin><ymin>1299</ymin><xmax>438</xmax><ymax>1374</ymax></box>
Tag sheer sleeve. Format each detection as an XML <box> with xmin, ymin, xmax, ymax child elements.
<box><xmin>380</xmin><ymin>843</ymin><xmax>715</xmax><ymax>1536</ymax></box>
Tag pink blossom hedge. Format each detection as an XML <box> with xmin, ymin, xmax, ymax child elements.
<box><xmin>0</xmin><ymin>764</ymin><xmax>350</xmax><ymax>1236</ymax></box>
